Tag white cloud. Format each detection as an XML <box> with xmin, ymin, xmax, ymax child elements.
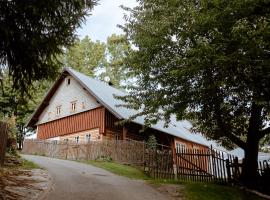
<box><xmin>76</xmin><ymin>0</ymin><xmax>138</xmax><ymax>42</ymax></box>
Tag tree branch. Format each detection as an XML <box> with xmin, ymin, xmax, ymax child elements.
<box><xmin>225</xmin><ymin>132</ymin><xmax>247</xmax><ymax>150</ymax></box>
<box><xmin>260</xmin><ymin>127</ymin><xmax>270</xmax><ymax>138</ymax></box>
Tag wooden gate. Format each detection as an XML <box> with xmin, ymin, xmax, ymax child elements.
<box><xmin>145</xmin><ymin>147</ymin><xmax>236</xmax><ymax>183</ymax></box>
<box><xmin>0</xmin><ymin>122</ymin><xmax>8</xmax><ymax>167</ymax></box>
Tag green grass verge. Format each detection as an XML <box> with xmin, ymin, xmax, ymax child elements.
<box><xmin>82</xmin><ymin>160</ymin><xmax>149</xmax><ymax>180</ymax></box>
<box><xmin>82</xmin><ymin>160</ymin><xmax>264</xmax><ymax>200</ymax></box>
<box><xmin>183</xmin><ymin>182</ymin><xmax>264</xmax><ymax>200</ymax></box>
<box><xmin>21</xmin><ymin>159</ymin><xmax>41</xmax><ymax>170</ymax></box>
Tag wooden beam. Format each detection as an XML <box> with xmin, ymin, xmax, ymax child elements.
<box><xmin>122</xmin><ymin>126</ymin><xmax>128</xmax><ymax>140</ymax></box>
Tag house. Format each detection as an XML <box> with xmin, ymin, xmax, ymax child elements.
<box><xmin>27</xmin><ymin>67</ymin><xmax>217</xmax><ymax>151</ymax></box>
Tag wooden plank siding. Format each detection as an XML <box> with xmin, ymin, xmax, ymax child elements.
<box><xmin>37</xmin><ymin>107</ymin><xmax>106</xmax><ymax>139</ymax></box>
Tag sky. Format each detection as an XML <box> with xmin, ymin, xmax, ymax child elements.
<box><xmin>76</xmin><ymin>0</ymin><xmax>138</xmax><ymax>42</ymax></box>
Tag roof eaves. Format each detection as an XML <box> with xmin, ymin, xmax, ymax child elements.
<box><xmin>64</xmin><ymin>67</ymin><xmax>123</xmax><ymax>120</ymax></box>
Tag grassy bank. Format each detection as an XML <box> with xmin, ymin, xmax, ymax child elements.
<box><xmin>21</xmin><ymin>158</ymin><xmax>41</xmax><ymax>170</ymax></box>
<box><xmin>84</xmin><ymin>160</ymin><xmax>263</xmax><ymax>200</ymax></box>
<box><xmin>183</xmin><ymin>182</ymin><xmax>263</xmax><ymax>200</ymax></box>
<box><xmin>82</xmin><ymin>160</ymin><xmax>149</xmax><ymax>180</ymax></box>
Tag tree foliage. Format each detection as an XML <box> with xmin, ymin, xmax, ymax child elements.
<box><xmin>63</xmin><ymin>36</ymin><xmax>106</xmax><ymax>77</ymax></box>
<box><xmin>0</xmin><ymin>71</ymin><xmax>52</xmax><ymax>148</ymax></box>
<box><xmin>64</xmin><ymin>34</ymin><xmax>132</xmax><ymax>88</ymax></box>
<box><xmin>100</xmin><ymin>34</ymin><xmax>132</xmax><ymax>88</ymax></box>
<box><xmin>0</xmin><ymin>0</ymin><xmax>96</xmax><ymax>94</ymax></box>
<box><xmin>121</xmin><ymin>0</ymin><xmax>270</xmax><ymax>187</ymax></box>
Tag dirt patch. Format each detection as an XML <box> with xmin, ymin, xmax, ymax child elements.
<box><xmin>151</xmin><ymin>183</ymin><xmax>185</xmax><ymax>200</ymax></box>
<box><xmin>0</xmin><ymin>169</ymin><xmax>51</xmax><ymax>200</ymax></box>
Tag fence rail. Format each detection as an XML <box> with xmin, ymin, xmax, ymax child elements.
<box><xmin>0</xmin><ymin>122</ymin><xmax>8</xmax><ymax>167</ymax></box>
<box><xmin>22</xmin><ymin>139</ymin><xmax>146</xmax><ymax>165</ymax></box>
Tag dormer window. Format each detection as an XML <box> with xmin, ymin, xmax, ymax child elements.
<box><xmin>71</xmin><ymin>101</ymin><xmax>77</xmax><ymax>112</ymax></box>
<box><xmin>66</xmin><ymin>78</ymin><xmax>71</xmax><ymax>86</ymax></box>
<box><xmin>56</xmin><ymin>106</ymin><xmax>61</xmax><ymax>115</ymax></box>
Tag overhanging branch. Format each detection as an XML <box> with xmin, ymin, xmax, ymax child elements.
<box><xmin>260</xmin><ymin>127</ymin><xmax>270</xmax><ymax>138</ymax></box>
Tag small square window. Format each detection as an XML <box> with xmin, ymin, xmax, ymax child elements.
<box><xmin>75</xmin><ymin>136</ymin><xmax>79</xmax><ymax>143</ymax></box>
<box><xmin>85</xmin><ymin>134</ymin><xmax>91</xmax><ymax>142</ymax></box>
<box><xmin>71</xmin><ymin>101</ymin><xmax>77</xmax><ymax>112</ymax></box>
<box><xmin>56</xmin><ymin>106</ymin><xmax>61</xmax><ymax>115</ymax></box>
<box><xmin>66</xmin><ymin>78</ymin><xmax>71</xmax><ymax>86</ymax></box>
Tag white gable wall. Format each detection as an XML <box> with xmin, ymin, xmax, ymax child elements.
<box><xmin>37</xmin><ymin>76</ymin><xmax>101</xmax><ymax>125</ymax></box>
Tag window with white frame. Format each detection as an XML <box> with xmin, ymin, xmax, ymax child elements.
<box><xmin>56</xmin><ymin>105</ymin><xmax>61</xmax><ymax>116</ymax></box>
<box><xmin>85</xmin><ymin>134</ymin><xmax>91</xmax><ymax>142</ymax></box>
<box><xmin>175</xmin><ymin>142</ymin><xmax>187</xmax><ymax>153</ymax></box>
<box><xmin>71</xmin><ymin>101</ymin><xmax>77</xmax><ymax>112</ymax></box>
<box><xmin>75</xmin><ymin>136</ymin><xmax>79</xmax><ymax>143</ymax></box>
<box><xmin>193</xmin><ymin>145</ymin><xmax>200</xmax><ymax>159</ymax></box>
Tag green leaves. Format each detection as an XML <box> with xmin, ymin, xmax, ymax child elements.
<box><xmin>121</xmin><ymin>0</ymin><xmax>270</xmax><ymax>148</ymax></box>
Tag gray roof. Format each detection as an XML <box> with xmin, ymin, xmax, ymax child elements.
<box><xmin>66</xmin><ymin>68</ymin><xmax>224</xmax><ymax>148</ymax></box>
<box><xmin>229</xmin><ymin>148</ymin><xmax>270</xmax><ymax>161</ymax></box>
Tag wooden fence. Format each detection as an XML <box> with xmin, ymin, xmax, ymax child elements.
<box><xmin>145</xmin><ymin>147</ymin><xmax>270</xmax><ymax>185</ymax></box>
<box><xmin>145</xmin><ymin>147</ymin><xmax>240</xmax><ymax>183</ymax></box>
<box><xmin>0</xmin><ymin>122</ymin><xmax>8</xmax><ymax>167</ymax></box>
<box><xmin>23</xmin><ymin>139</ymin><xmax>270</xmax><ymax>186</ymax></box>
<box><xmin>22</xmin><ymin>139</ymin><xmax>146</xmax><ymax>165</ymax></box>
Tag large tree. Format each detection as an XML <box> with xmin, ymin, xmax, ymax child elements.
<box><xmin>121</xmin><ymin>0</ymin><xmax>270</xmax><ymax>188</ymax></box>
<box><xmin>0</xmin><ymin>0</ymin><xmax>96</xmax><ymax>93</ymax></box>
<box><xmin>0</xmin><ymin>71</ymin><xmax>52</xmax><ymax>149</ymax></box>
<box><xmin>100</xmin><ymin>34</ymin><xmax>132</xmax><ymax>88</ymax></box>
<box><xmin>64</xmin><ymin>34</ymin><xmax>132</xmax><ymax>88</ymax></box>
<box><xmin>63</xmin><ymin>36</ymin><xmax>106</xmax><ymax>77</ymax></box>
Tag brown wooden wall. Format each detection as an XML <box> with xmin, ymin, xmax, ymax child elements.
<box><xmin>174</xmin><ymin>137</ymin><xmax>208</xmax><ymax>151</ymax></box>
<box><xmin>37</xmin><ymin>107</ymin><xmax>105</xmax><ymax>139</ymax></box>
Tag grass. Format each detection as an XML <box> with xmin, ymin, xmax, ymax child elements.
<box><xmin>82</xmin><ymin>160</ymin><xmax>264</xmax><ymax>200</ymax></box>
<box><xmin>21</xmin><ymin>159</ymin><xmax>41</xmax><ymax>170</ymax></box>
<box><xmin>183</xmin><ymin>182</ymin><xmax>264</xmax><ymax>200</ymax></box>
<box><xmin>82</xmin><ymin>160</ymin><xmax>149</xmax><ymax>180</ymax></box>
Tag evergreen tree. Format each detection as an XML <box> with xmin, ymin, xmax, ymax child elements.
<box><xmin>0</xmin><ymin>0</ymin><xmax>96</xmax><ymax>93</ymax></box>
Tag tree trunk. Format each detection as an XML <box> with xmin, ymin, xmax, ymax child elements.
<box><xmin>240</xmin><ymin>134</ymin><xmax>259</xmax><ymax>188</ymax></box>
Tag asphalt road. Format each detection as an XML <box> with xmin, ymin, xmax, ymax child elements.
<box><xmin>22</xmin><ymin>155</ymin><xmax>169</xmax><ymax>200</ymax></box>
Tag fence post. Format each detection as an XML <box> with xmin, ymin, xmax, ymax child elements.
<box><xmin>226</xmin><ymin>159</ymin><xmax>231</xmax><ymax>183</ymax></box>
<box><xmin>65</xmin><ymin>141</ymin><xmax>68</xmax><ymax>160</ymax></box>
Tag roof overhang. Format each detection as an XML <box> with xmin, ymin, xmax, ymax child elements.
<box><xmin>26</xmin><ymin>67</ymin><xmax>123</xmax><ymax>128</ymax></box>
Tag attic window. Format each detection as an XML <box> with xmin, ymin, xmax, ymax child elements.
<box><xmin>56</xmin><ymin>106</ymin><xmax>61</xmax><ymax>115</ymax></box>
<box><xmin>71</xmin><ymin>101</ymin><xmax>77</xmax><ymax>112</ymax></box>
<box><xmin>66</xmin><ymin>78</ymin><xmax>71</xmax><ymax>86</ymax></box>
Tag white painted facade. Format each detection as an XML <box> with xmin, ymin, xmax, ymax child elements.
<box><xmin>37</xmin><ymin>76</ymin><xmax>101</xmax><ymax>125</ymax></box>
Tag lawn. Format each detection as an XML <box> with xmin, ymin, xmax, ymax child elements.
<box><xmin>84</xmin><ymin>160</ymin><xmax>264</xmax><ymax>200</ymax></box>
<box><xmin>82</xmin><ymin>160</ymin><xmax>149</xmax><ymax>180</ymax></box>
<box><xmin>183</xmin><ymin>182</ymin><xmax>264</xmax><ymax>200</ymax></box>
